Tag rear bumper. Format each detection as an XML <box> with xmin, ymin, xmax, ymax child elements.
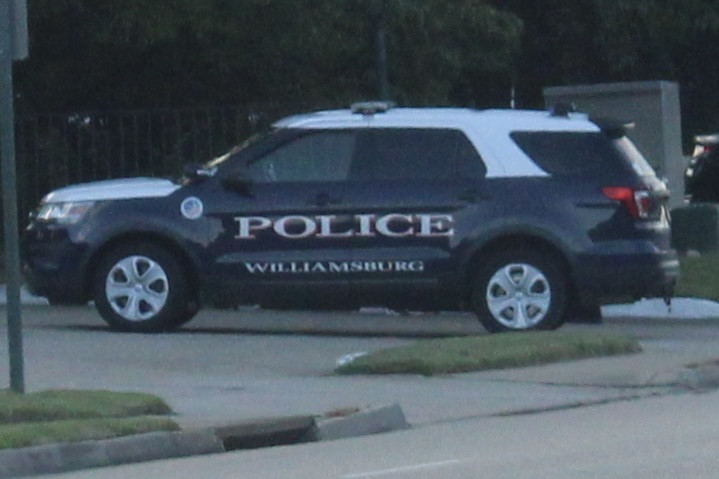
<box><xmin>574</xmin><ymin>241</ymin><xmax>679</xmax><ymax>302</ymax></box>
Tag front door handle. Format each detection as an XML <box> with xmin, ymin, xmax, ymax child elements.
<box><xmin>313</xmin><ymin>192</ymin><xmax>343</xmax><ymax>207</ymax></box>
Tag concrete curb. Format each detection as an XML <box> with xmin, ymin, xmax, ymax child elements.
<box><xmin>0</xmin><ymin>405</ymin><xmax>409</xmax><ymax>478</ymax></box>
<box><xmin>0</xmin><ymin>428</ymin><xmax>224</xmax><ymax>478</ymax></box>
<box><xmin>677</xmin><ymin>364</ymin><xmax>719</xmax><ymax>390</ymax></box>
<box><xmin>309</xmin><ymin>404</ymin><xmax>409</xmax><ymax>441</ymax></box>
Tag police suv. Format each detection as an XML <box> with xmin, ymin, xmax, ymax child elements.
<box><xmin>22</xmin><ymin>102</ymin><xmax>679</xmax><ymax>332</ymax></box>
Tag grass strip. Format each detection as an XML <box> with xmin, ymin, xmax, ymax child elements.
<box><xmin>0</xmin><ymin>416</ymin><xmax>179</xmax><ymax>450</ymax></box>
<box><xmin>675</xmin><ymin>253</ymin><xmax>719</xmax><ymax>302</ymax></box>
<box><xmin>335</xmin><ymin>331</ymin><xmax>641</xmax><ymax>376</ymax></box>
<box><xmin>0</xmin><ymin>389</ymin><xmax>172</xmax><ymax>424</ymax></box>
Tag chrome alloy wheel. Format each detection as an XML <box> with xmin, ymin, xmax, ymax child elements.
<box><xmin>105</xmin><ymin>255</ymin><xmax>170</xmax><ymax>322</ymax></box>
<box><xmin>485</xmin><ymin>263</ymin><xmax>551</xmax><ymax>330</ymax></box>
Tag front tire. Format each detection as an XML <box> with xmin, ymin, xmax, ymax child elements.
<box><xmin>93</xmin><ymin>242</ymin><xmax>195</xmax><ymax>332</ymax></box>
<box><xmin>473</xmin><ymin>248</ymin><xmax>568</xmax><ymax>332</ymax></box>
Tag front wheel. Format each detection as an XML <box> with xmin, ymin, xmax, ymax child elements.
<box><xmin>472</xmin><ymin>249</ymin><xmax>568</xmax><ymax>332</ymax></box>
<box><xmin>93</xmin><ymin>242</ymin><xmax>196</xmax><ymax>332</ymax></box>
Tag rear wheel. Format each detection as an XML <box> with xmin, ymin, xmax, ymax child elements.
<box><xmin>472</xmin><ymin>249</ymin><xmax>568</xmax><ymax>332</ymax></box>
<box><xmin>93</xmin><ymin>242</ymin><xmax>197</xmax><ymax>332</ymax></box>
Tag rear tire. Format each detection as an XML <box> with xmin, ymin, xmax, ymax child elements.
<box><xmin>93</xmin><ymin>242</ymin><xmax>196</xmax><ymax>332</ymax></box>
<box><xmin>472</xmin><ymin>248</ymin><xmax>568</xmax><ymax>333</ymax></box>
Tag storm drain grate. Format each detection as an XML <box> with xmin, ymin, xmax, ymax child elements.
<box><xmin>214</xmin><ymin>416</ymin><xmax>318</xmax><ymax>451</ymax></box>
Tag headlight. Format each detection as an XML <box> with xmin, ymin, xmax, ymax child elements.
<box><xmin>35</xmin><ymin>201</ymin><xmax>95</xmax><ymax>224</ymax></box>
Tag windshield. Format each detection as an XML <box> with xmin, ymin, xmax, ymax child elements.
<box><xmin>203</xmin><ymin>130</ymin><xmax>270</xmax><ymax>170</ymax></box>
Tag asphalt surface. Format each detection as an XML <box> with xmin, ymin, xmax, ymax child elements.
<box><xmin>4</xmin><ymin>305</ymin><xmax>713</xmax><ymax>426</ymax></box>
<box><xmin>1</xmin><ymin>301</ymin><xmax>719</xmax><ymax>477</ymax></box>
<box><xmin>52</xmin><ymin>388</ymin><xmax>719</xmax><ymax>479</ymax></box>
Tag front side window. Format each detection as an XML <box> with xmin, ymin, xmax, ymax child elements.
<box><xmin>247</xmin><ymin>131</ymin><xmax>356</xmax><ymax>183</ymax></box>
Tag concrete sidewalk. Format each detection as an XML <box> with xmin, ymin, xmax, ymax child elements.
<box><xmin>0</xmin><ymin>285</ymin><xmax>48</xmax><ymax>306</ymax></box>
<box><xmin>602</xmin><ymin>297</ymin><xmax>719</xmax><ymax>320</ymax></box>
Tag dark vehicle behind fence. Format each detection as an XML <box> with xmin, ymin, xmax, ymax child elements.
<box><xmin>685</xmin><ymin>133</ymin><xmax>719</xmax><ymax>203</ymax></box>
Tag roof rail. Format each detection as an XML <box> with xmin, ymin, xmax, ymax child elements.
<box><xmin>549</xmin><ymin>102</ymin><xmax>576</xmax><ymax>118</ymax></box>
<box><xmin>350</xmin><ymin>101</ymin><xmax>395</xmax><ymax>115</ymax></box>
<box><xmin>590</xmin><ymin>115</ymin><xmax>635</xmax><ymax>138</ymax></box>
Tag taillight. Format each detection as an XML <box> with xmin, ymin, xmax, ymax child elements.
<box><xmin>693</xmin><ymin>144</ymin><xmax>716</xmax><ymax>156</ymax></box>
<box><xmin>602</xmin><ymin>186</ymin><xmax>652</xmax><ymax>219</ymax></box>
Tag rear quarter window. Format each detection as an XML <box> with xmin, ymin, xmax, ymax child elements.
<box><xmin>510</xmin><ymin>131</ymin><xmax>655</xmax><ymax>179</ymax></box>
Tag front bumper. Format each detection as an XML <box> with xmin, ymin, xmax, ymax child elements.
<box><xmin>21</xmin><ymin>225</ymin><xmax>89</xmax><ymax>303</ymax></box>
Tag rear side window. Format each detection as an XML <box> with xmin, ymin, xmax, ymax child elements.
<box><xmin>352</xmin><ymin>129</ymin><xmax>486</xmax><ymax>181</ymax></box>
<box><xmin>511</xmin><ymin>131</ymin><xmax>655</xmax><ymax>178</ymax></box>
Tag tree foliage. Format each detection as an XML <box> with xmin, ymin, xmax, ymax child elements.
<box><xmin>16</xmin><ymin>0</ymin><xmax>521</xmax><ymax>112</ymax></box>
<box><xmin>491</xmin><ymin>0</ymin><xmax>719</xmax><ymax>137</ymax></box>
<box><xmin>14</xmin><ymin>0</ymin><xmax>719</xmax><ymax>137</ymax></box>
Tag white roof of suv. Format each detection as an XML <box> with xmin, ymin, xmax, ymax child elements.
<box><xmin>273</xmin><ymin>106</ymin><xmax>601</xmax><ymax>178</ymax></box>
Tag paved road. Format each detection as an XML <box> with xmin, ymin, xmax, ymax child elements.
<box><xmin>3</xmin><ymin>305</ymin><xmax>719</xmax><ymax>477</ymax></box>
<box><xmin>40</xmin><ymin>388</ymin><xmax>719</xmax><ymax>479</ymax></box>
<box><xmin>2</xmin><ymin>305</ymin><xmax>719</xmax><ymax>428</ymax></box>
<box><xmin>2</xmin><ymin>305</ymin><xmax>482</xmax><ymax>426</ymax></box>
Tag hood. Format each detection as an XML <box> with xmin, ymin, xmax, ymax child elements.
<box><xmin>42</xmin><ymin>177</ymin><xmax>181</xmax><ymax>203</ymax></box>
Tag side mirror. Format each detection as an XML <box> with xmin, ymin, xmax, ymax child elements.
<box><xmin>183</xmin><ymin>163</ymin><xmax>217</xmax><ymax>181</ymax></box>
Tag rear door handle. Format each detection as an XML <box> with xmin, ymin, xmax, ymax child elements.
<box><xmin>458</xmin><ymin>187</ymin><xmax>489</xmax><ymax>203</ymax></box>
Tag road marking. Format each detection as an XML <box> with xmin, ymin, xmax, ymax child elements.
<box><xmin>343</xmin><ymin>459</ymin><xmax>464</xmax><ymax>478</ymax></box>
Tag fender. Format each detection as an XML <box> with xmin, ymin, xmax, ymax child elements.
<box><xmin>456</xmin><ymin>218</ymin><xmax>580</xmax><ymax>286</ymax></box>
<box><xmin>75</xmin><ymin>198</ymin><xmax>209</xmax><ymax>296</ymax></box>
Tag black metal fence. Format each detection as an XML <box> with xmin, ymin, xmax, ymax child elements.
<box><xmin>13</xmin><ymin>104</ymin><xmax>288</xmax><ymax>222</ymax></box>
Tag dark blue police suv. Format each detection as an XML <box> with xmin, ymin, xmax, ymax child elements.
<box><xmin>22</xmin><ymin>103</ymin><xmax>679</xmax><ymax>332</ymax></box>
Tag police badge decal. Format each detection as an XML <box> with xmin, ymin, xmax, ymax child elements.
<box><xmin>180</xmin><ymin>197</ymin><xmax>204</xmax><ymax>220</ymax></box>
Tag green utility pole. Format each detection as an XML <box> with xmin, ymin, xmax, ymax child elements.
<box><xmin>370</xmin><ymin>0</ymin><xmax>389</xmax><ymax>101</ymax></box>
<box><xmin>0</xmin><ymin>0</ymin><xmax>28</xmax><ymax>394</ymax></box>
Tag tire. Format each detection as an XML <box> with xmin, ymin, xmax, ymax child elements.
<box><xmin>93</xmin><ymin>242</ymin><xmax>196</xmax><ymax>332</ymax></box>
<box><xmin>472</xmin><ymin>248</ymin><xmax>568</xmax><ymax>333</ymax></box>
